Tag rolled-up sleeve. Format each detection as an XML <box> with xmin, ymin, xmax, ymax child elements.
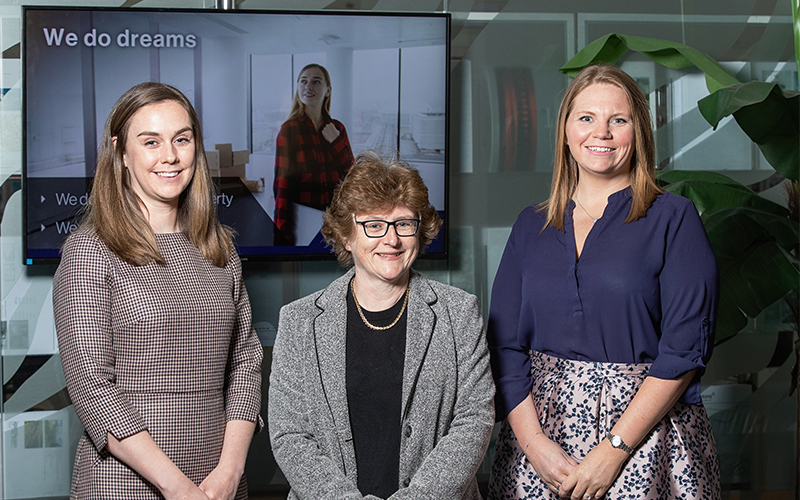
<box><xmin>649</xmin><ymin>199</ymin><xmax>719</xmax><ymax>402</ymax></box>
<box><xmin>488</xmin><ymin>217</ymin><xmax>536</xmax><ymax>421</ymax></box>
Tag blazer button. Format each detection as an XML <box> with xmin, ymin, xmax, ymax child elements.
<box><xmin>403</xmin><ymin>477</ymin><xmax>411</xmax><ymax>487</ymax></box>
<box><xmin>404</xmin><ymin>426</ymin><xmax>412</xmax><ymax>437</ymax></box>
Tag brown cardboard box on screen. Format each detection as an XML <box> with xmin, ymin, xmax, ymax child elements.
<box><xmin>219</xmin><ymin>165</ymin><xmax>246</xmax><ymax>179</ymax></box>
<box><xmin>233</xmin><ymin>150</ymin><xmax>250</xmax><ymax>166</ymax></box>
<box><xmin>205</xmin><ymin>150</ymin><xmax>221</xmax><ymax>176</ymax></box>
<box><xmin>243</xmin><ymin>178</ymin><xmax>264</xmax><ymax>192</ymax></box>
<box><xmin>215</xmin><ymin>143</ymin><xmax>233</xmax><ymax>167</ymax></box>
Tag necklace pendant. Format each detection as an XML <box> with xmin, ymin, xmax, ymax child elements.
<box><xmin>574</xmin><ymin>196</ymin><xmax>601</xmax><ymax>225</ymax></box>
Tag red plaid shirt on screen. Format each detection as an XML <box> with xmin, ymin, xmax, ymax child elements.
<box><xmin>273</xmin><ymin>114</ymin><xmax>354</xmax><ymax>245</ymax></box>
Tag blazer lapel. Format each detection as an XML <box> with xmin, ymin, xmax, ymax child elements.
<box><xmin>401</xmin><ymin>272</ymin><xmax>437</xmax><ymax>420</ymax></box>
<box><xmin>313</xmin><ymin>271</ymin><xmax>354</xmax><ymax>443</ymax></box>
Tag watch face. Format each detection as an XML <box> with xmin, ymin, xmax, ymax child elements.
<box><xmin>611</xmin><ymin>435</ymin><xmax>622</xmax><ymax>447</ymax></box>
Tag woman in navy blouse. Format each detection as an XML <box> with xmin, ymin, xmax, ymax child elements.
<box><xmin>487</xmin><ymin>65</ymin><xmax>720</xmax><ymax>500</ymax></box>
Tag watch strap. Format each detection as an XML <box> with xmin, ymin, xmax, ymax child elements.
<box><xmin>607</xmin><ymin>433</ymin><xmax>634</xmax><ymax>455</ymax></box>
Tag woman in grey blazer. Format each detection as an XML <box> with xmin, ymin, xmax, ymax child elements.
<box><xmin>268</xmin><ymin>151</ymin><xmax>495</xmax><ymax>499</ymax></box>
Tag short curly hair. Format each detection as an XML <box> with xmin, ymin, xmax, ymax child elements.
<box><xmin>321</xmin><ymin>151</ymin><xmax>443</xmax><ymax>267</ymax></box>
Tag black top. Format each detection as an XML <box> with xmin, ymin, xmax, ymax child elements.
<box><xmin>346</xmin><ymin>285</ymin><xmax>407</xmax><ymax>498</ymax></box>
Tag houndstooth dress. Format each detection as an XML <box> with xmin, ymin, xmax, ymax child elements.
<box><xmin>54</xmin><ymin>230</ymin><xmax>263</xmax><ymax>500</ymax></box>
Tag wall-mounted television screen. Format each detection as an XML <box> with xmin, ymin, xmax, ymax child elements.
<box><xmin>23</xmin><ymin>6</ymin><xmax>449</xmax><ymax>263</ymax></box>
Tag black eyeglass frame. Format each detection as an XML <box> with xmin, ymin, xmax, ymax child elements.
<box><xmin>354</xmin><ymin>218</ymin><xmax>421</xmax><ymax>238</ymax></box>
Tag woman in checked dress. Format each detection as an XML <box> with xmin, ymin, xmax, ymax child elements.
<box><xmin>54</xmin><ymin>82</ymin><xmax>262</xmax><ymax>500</ymax></box>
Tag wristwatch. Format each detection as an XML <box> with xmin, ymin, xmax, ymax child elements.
<box><xmin>607</xmin><ymin>433</ymin><xmax>634</xmax><ymax>455</ymax></box>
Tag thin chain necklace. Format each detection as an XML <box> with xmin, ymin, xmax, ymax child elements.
<box><xmin>574</xmin><ymin>196</ymin><xmax>601</xmax><ymax>224</ymax></box>
<box><xmin>350</xmin><ymin>278</ymin><xmax>410</xmax><ymax>331</ymax></box>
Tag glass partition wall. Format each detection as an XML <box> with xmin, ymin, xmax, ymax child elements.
<box><xmin>1</xmin><ymin>0</ymin><xmax>796</xmax><ymax>498</ymax></box>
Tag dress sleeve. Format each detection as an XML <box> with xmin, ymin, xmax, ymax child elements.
<box><xmin>53</xmin><ymin>232</ymin><xmax>147</xmax><ymax>451</ymax></box>
<box><xmin>273</xmin><ymin>122</ymin><xmax>296</xmax><ymax>244</ymax></box>
<box><xmin>268</xmin><ymin>304</ymin><xmax>377</xmax><ymax>500</ymax></box>
<box><xmin>487</xmin><ymin>215</ymin><xmax>536</xmax><ymax>421</ymax></box>
<box><xmin>389</xmin><ymin>293</ymin><xmax>495</xmax><ymax>499</ymax></box>
<box><xmin>649</xmin><ymin>198</ymin><xmax>719</xmax><ymax>398</ymax></box>
<box><xmin>223</xmin><ymin>254</ymin><xmax>264</xmax><ymax>431</ymax></box>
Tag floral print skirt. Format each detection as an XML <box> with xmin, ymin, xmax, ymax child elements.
<box><xmin>488</xmin><ymin>351</ymin><xmax>720</xmax><ymax>499</ymax></box>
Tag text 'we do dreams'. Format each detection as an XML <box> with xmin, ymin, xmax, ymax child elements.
<box><xmin>42</xmin><ymin>27</ymin><xmax>196</xmax><ymax>48</ymax></box>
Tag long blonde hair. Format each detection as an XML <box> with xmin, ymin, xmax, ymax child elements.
<box><xmin>82</xmin><ymin>82</ymin><xmax>233</xmax><ymax>267</ymax></box>
<box><xmin>286</xmin><ymin>63</ymin><xmax>333</xmax><ymax>123</ymax></box>
<box><xmin>541</xmin><ymin>64</ymin><xmax>662</xmax><ymax>230</ymax></box>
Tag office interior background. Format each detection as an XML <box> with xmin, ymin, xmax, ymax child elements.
<box><xmin>0</xmin><ymin>0</ymin><xmax>797</xmax><ymax>498</ymax></box>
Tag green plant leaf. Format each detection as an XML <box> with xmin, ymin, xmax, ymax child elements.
<box><xmin>698</xmin><ymin>83</ymin><xmax>800</xmax><ymax>180</ymax></box>
<box><xmin>715</xmin><ymin>294</ymin><xmax>747</xmax><ymax>344</ymax></box>
<box><xmin>560</xmin><ymin>33</ymin><xmax>739</xmax><ymax>92</ymax></box>
<box><xmin>658</xmin><ymin>170</ymin><xmax>789</xmax><ymax>217</ymax></box>
<box><xmin>659</xmin><ymin>171</ymin><xmax>799</xmax><ymax>342</ymax></box>
<box><xmin>716</xmin><ymin>242</ymin><xmax>799</xmax><ymax>342</ymax></box>
<box><xmin>703</xmin><ymin>207</ymin><xmax>799</xmax><ymax>264</ymax></box>
<box><xmin>700</xmin><ymin>207</ymin><xmax>800</xmax><ymax>342</ymax></box>
<box><xmin>657</xmin><ymin>170</ymin><xmax>744</xmax><ymax>186</ymax></box>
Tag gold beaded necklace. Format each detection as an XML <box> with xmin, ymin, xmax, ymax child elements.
<box><xmin>350</xmin><ymin>278</ymin><xmax>410</xmax><ymax>331</ymax></box>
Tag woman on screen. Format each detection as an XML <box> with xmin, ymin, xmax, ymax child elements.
<box><xmin>269</xmin><ymin>151</ymin><xmax>494</xmax><ymax>499</ymax></box>
<box><xmin>273</xmin><ymin>63</ymin><xmax>355</xmax><ymax>245</ymax></box>
<box><xmin>54</xmin><ymin>82</ymin><xmax>262</xmax><ymax>500</ymax></box>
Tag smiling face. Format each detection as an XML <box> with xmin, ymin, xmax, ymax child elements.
<box><xmin>346</xmin><ymin>205</ymin><xmax>420</xmax><ymax>289</ymax></box>
<box><xmin>121</xmin><ymin>100</ymin><xmax>195</xmax><ymax>215</ymax></box>
<box><xmin>297</xmin><ymin>66</ymin><xmax>331</xmax><ymax>110</ymax></box>
<box><xmin>565</xmin><ymin>83</ymin><xmax>635</xmax><ymax>182</ymax></box>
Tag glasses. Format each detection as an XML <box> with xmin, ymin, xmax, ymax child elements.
<box><xmin>354</xmin><ymin>217</ymin><xmax>421</xmax><ymax>238</ymax></box>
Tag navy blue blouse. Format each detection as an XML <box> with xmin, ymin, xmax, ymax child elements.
<box><xmin>488</xmin><ymin>189</ymin><xmax>719</xmax><ymax>420</ymax></box>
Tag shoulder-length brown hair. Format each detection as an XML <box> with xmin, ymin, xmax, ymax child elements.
<box><xmin>541</xmin><ymin>64</ymin><xmax>662</xmax><ymax>230</ymax></box>
<box><xmin>321</xmin><ymin>150</ymin><xmax>442</xmax><ymax>267</ymax></box>
<box><xmin>81</xmin><ymin>81</ymin><xmax>233</xmax><ymax>267</ymax></box>
<box><xmin>286</xmin><ymin>63</ymin><xmax>333</xmax><ymax>123</ymax></box>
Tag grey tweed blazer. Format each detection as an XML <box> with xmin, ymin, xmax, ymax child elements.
<box><xmin>268</xmin><ymin>268</ymin><xmax>495</xmax><ymax>500</ymax></box>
